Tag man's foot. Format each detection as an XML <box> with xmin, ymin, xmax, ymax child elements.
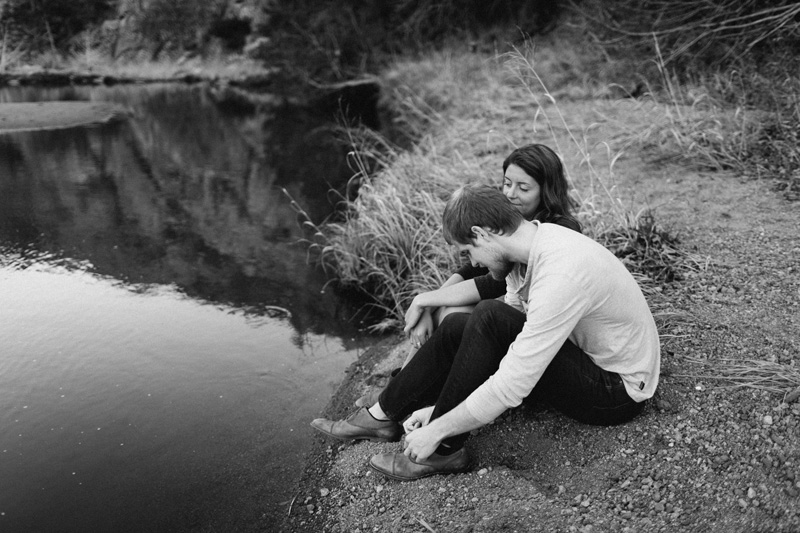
<box><xmin>354</xmin><ymin>389</ymin><xmax>382</xmax><ymax>408</ymax></box>
<box><xmin>310</xmin><ymin>407</ymin><xmax>401</xmax><ymax>442</ymax></box>
<box><xmin>369</xmin><ymin>449</ymin><xmax>471</xmax><ymax>481</ymax></box>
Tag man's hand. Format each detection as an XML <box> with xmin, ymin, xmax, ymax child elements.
<box><xmin>403</xmin><ymin>406</ymin><xmax>434</xmax><ymax>434</ymax></box>
<box><xmin>403</xmin><ymin>409</ymin><xmax>442</xmax><ymax>462</ymax></box>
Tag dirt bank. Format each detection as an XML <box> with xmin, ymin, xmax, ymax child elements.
<box><xmin>281</xmin><ymin>96</ymin><xmax>800</xmax><ymax>532</ymax></box>
<box><xmin>0</xmin><ymin>101</ymin><xmax>129</xmax><ymax>133</ymax></box>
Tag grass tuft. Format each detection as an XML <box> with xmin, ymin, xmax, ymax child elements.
<box><xmin>678</xmin><ymin>356</ymin><xmax>800</xmax><ymax>397</ymax></box>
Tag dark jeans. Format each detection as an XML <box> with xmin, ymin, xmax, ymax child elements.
<box><xmin>379</xmin><ymin>299</ymin><xmax>644</xmax><ymax>452</ymax></box>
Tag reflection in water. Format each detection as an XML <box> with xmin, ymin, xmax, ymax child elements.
<box><xmin>0</xmin><ymin>84</ymin><xmax>376</xmax><ymax>532</ymax></box>
<box><xmin>0</xmin><ymin>83</ymin><xmax>363</xmax><ymax>340</ymax></box>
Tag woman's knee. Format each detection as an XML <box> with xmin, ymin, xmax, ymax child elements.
<box><xmin>470</xmin><ymin>300</ymin><xmax>523</xmax><ymax>328</ymax></box>
<box><xmin>437</xmin><ymin>311</ymin><xmax>471</xmax><ymax>339</ymax></box>
<box><xmin>436</xmin><ymin>305</ymin><xmax>475</xmax><ymax>326</ymax></box>
<box><xmin>472</xmin><ymin>299</ymin><xmax>508</xmax><ymax>319</ymax></box>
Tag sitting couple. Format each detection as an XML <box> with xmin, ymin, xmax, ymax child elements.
<box><xmin>311</xmin><ymin>144</ymin><xmax>660</xmax><ymax>481</ymax></box>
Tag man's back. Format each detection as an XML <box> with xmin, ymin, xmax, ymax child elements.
<box><xmin>468</xmin><ymin>222</ymin><xmax>661</xmax><ymax>422</ymax></box>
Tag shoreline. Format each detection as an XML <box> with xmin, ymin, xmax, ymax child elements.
<box><xmin>282</xmin><ymin>334</ymin><xmax>406</xmax><ymax>531</ymax></box>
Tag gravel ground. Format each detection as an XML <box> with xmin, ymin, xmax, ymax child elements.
<box><xmin>281</xmin><ymin>98</ymin><xmax>800</xmax><ymax>532</ymax></box>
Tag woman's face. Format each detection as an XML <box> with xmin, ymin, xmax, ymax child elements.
<box><xmin>502</xmin><ymin>164</ymin><xmax>541</xmax><ymax>220</ymax></box>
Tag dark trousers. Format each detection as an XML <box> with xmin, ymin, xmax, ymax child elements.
<box><xmin>379</xmin><ymin>299</ymin><xmax>644</xmax><ymax>452</ymax></box>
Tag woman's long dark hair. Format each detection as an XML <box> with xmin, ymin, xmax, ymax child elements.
<box><xmin>502</xmin><ymin>144</ymin><xmax>581</xmax><ymax>231</ymax></box>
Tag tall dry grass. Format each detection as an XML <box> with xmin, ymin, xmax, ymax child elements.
<box><xmin>315</xmin><ymin>44</ymin><xmax>706</xmax><ymax>331</ymax></box>
<box><xmin>570</xmin><ymin>0</ymin><xmax>800</xmax><ymax>199</ymax></box>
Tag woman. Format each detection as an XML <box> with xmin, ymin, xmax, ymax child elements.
<box><xmin>355</xmin><ymin>143</ymin><xmax>580</xmax><ymax>407</ymax></box>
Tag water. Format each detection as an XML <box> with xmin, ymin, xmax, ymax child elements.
<box><xmin>0</xmin><ymin>84</ymin><xmax>373</xmax><ymax>532</ymax></box>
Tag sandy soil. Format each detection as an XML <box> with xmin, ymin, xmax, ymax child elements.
<box><xmin>0</xmin><ymin>101</ymin><xmax>129</xmax><ymax>133</ymax></box>
<box><xmin>282</xmin><ymin>97</ymin><xmax>800</xmax><ymax>532</ymax></box>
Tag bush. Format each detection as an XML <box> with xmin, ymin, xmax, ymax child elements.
<box><xmin>0</xmin><ymin>0</ymin><xmax>113</xmax><ymax>56</ymax></box>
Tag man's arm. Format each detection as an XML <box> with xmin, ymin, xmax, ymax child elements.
<box><xmin>402</xmin><ymin>401</ymin><xmax>485</xmax><ymax>461</ymax></box>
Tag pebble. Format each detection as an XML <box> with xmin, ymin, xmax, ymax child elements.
<box><xmin>764</xmin><ymin>415</ymin><xmax>774</xmax><ymax>425</ymax></box>
<box><xmin>738</xmin><ymin>499</ymin><xmax>748</xmax><ymax>509</ymax></box>
<box><xmin>320</xmin><ymin>488</ymin><xmax>329</xmax><ymax>497</ymax></box>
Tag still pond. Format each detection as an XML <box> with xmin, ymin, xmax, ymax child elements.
<box><xmin>0</xmin><ymin>83</ymin><xmax>375</xmax><ymax>532</ymax></box>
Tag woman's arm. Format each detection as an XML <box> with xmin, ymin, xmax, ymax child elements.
<box><xmin>403</xmin><ymin>279</ymin><xmax>481</xmax><ymax>334</ymax></box>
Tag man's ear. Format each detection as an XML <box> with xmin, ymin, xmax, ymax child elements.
<box><xmin>471</xmin><ymin>226</ymin><xmax>490</xmax><ymax>241</ymax></box>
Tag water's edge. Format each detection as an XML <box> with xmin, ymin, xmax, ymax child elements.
<box><xmin>281</xmin><ymin>333</ymin><xmax>404</xmax><ymax>531</ymax></box>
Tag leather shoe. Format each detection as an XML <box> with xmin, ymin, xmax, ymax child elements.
<box><xmin>369</xmin><ymin>448</ymin><xmax>471</xmax><ymax>481</ymax></box>
<box><xmin>310</xmin><ymin>407</ymin><xmax>401</xmax><ymax>442</ymax></box>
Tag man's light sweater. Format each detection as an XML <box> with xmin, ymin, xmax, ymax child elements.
<box><xmin>465</xmin><ymin>222</ymin><xmax>661</xmax><ymax>424</ymax></box>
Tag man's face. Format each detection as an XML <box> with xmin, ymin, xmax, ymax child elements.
<box><xmin>457</xmin><ymin>239</ymin><xmax>513</xmax><ymax>281</ymax></box>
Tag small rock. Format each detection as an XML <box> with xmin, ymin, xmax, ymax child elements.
<box><xmin>319</xmin><ymin>488</ymin><xmax>329</xmax><ymax>497</ymax></box>
<box><xmin>306</xmin><ymin>504</ymin><xmax>315</xmax><ymax>513</ymax></box>
<box><xmin>763</xmin><ymin>415</ymin><xmax>774</xmax><ymax>425</ymax></box>
<box><xmin>738</xmin><ymin>498</ymin><xmax>748</xmax><ymax>509</ymax></box>
<box><xmin>478</xmin><ymin>468</ymin><xmax>489</xmax><ymax>476</ymax></box>
<box><xmin>656</xmin><ymin>398</ymin><xmax>673</xmax><ymax>411</ymax></box>
<box><xmin>747</xmin><ymin>487</ymin><xmax>756</xmax><ymax>499</ymax></box>
<box><xmin>785</xmin><ymin>387</ymin><xmax>800</xmax><ymax>404</ymax></box>
<box><xmin>655</xmin><ymin>502</ymin><xmax>665</xmax><ymax>513</ymax></box>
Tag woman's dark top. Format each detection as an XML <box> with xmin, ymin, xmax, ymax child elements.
<box><xmin>454</xmin><ymin>215</ymin><xmax>582</xmax><ymax>300</ymax></box>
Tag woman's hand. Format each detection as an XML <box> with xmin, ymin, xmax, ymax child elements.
<box><xmin>403</xmin><ymin>406</ymin><xmax>434</xmax><ymax>434</ymax></box>
<box><xmin>403</xmin><ymin>295</ymin><xmax>426</xmax><ymax>334</ymax></box>
<box><xmin>407</xmin><ymin>309</ymin><xmax>433</xmax><ymax>351</ymax></box>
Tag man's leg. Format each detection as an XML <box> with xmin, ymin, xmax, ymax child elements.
<box><xmin>369</xmin><ymin>300</ymin><xmax>525</xmax><ymax>480</ymax></box>
<box><xmin>526</xmin><ymin>340</ymin><xmax>644</xmax><ymax>425</ymax></box>
<box><xmin>377</xmin><ymin>310</ymin><xmax>471</xmax><ymax>421</ymax></box>
<box><xmin>379</xmin><ymin>299</ymin><xmax>525</xmax><ymax>452</ymax></box>
<box><xmin>310</xmin><ymin>310</ymin><xmax>473</xmax><ymax>442</ymax></box>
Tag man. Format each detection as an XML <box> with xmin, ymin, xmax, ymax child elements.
<box><xmin>311</xmin><ymin>184</ymin><xmax>660</xmax><ymax>481</ymax></box>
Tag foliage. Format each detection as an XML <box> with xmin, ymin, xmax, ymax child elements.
<box><xmin>572</xmin><ymin>0</ymin><xmax>800</xmax><ymax>76</ymax></box>
<box><xmin>565</xmin><ymin>0</ymin><xmax>800</xmax><ymax>202</ymax></box>
<box><xmin>122</xmin><ymin>0</ymin><xmax>228</xmax><ymax>60</ymax></box>
<box><xmin>259</xmin><ymin>0</ymin><xmax>566</xmax><ymax>82</ymax></box>
<box><xmin>0</xmin><ymin>0</ymin><xmax>113</xmax><ymax>55</ymax></box>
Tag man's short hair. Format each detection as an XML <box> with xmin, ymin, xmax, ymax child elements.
<box><xmin>442</xmin><ymin>184</ymin><xmax>524</xmax><ymax>244</ymax></box>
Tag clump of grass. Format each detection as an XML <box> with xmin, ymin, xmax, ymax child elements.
<box><xmin>319</xmin><ymin>130</ymin><xmax>488</xmax><ymax>331</ymax></box>
<box><xmin>593</xmin><ymin>209</ymin><xmax>704</xmax><ymax>288</ymax></box>
<box><xmin>679</xmin><ymin>356</ymin><xmax>800</xmax><ymax>397</ymax></box>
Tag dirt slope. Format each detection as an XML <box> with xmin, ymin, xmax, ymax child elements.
<box><xmin>282</xmin><ymin>97</ymin><xmax>800</xmax><ymax>533</ymax></box>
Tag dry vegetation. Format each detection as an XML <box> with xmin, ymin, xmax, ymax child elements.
<box><xmin>305</xmin><ymin>2</ymin><xmax>799</xmax><ymax>331</ymax></box>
